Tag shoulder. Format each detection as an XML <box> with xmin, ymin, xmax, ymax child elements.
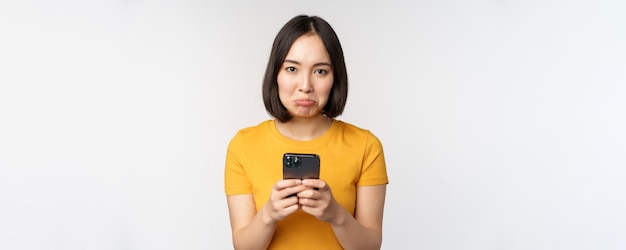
<box><xmin>233</xmin><ymin>120</ymin><xmax>273</xmax><ymax>137</ymax></box>
<box><xmin>334</xmin><ymin>120</ymin><xmax>379</xmax><ymax>137</ymax></box>
<box><xmin>333</xmin><ymin>120</ymin><xmax>383</xmax><ymax>145</ymax></box>
<box><xmin>228</xmin><ymin>120</ymin><xmax>273</xmax><ymax>146</ymax></box>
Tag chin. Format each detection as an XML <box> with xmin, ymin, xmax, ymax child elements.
<box><xmin>290</xmin><ymin>112</ymin><xmax>321</xmax><ymax>119</ymax></box>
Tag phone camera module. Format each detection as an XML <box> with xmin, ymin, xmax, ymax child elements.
<box><xmin>293</xmin><ymin>157</ymin><xmax>300</xmax><ymax>167</ymax></box>
<box><xmin>285</xmin><ymin>155</ymin><xmax>303</xmax><ymax>168</ymax></box>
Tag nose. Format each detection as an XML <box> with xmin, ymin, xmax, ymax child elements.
<box><xmin>298</xmin><ymin>73</ymin><xmax>313</xmax><ymax>93</ymax></box>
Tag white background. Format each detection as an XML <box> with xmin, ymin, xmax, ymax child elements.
<box><xmin>1</xmin><ymin>0</ymin><xmax>625</xmax><ymax>249</ymax></box>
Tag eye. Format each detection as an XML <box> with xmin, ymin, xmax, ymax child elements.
<box><xmin>314</xmin><ymin>69</ymin><xmax>328</xmax><ymax>75</ymax></box>
<box><xmin>285</xmin><ymin>66</ymin><xmax>296</xmax><ymax>72</ymax></box>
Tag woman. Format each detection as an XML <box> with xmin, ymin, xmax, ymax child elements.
<box><xmin>224</xmin><ymin>15</ymin><xmax>388</xmax><ymax>250</ymax></box>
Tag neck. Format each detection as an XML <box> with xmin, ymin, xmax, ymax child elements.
<box><xmin>275</xmin><ymin>115</ymin><xmax>333</xmax><ymax>141</ymax></box>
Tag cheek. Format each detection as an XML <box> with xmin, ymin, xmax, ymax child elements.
<box><xmin>316</xmin><ymin>81</ymin><xmax>334</xmax><ymax>107</ymax></box>
<box><xmin>276</xmin><ymin>73</ymin><xmax>286</xmax><ymax>89</ymax></box>
<box><xmin>276</xmin><ymin>72</ymin><xmax>295</xmax><ymax>90</ymax></box>
<box><xmin>276</xmin><ymin>75</ymin><xmax>292</xmax><ymax>103</ymax></box>
<box><xmin>320</xmin><ymin>78</ymin><xmax>334</xmax><ymax>98</ymax></box>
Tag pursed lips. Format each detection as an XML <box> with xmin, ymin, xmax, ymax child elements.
<box><xmin>295</xmin><ymin>98</ymin><xmax>315</xmax><ymax>107</ymax></box>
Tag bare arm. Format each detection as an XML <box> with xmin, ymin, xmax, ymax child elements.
<box><xmin>226</xmin><ymin>179</ymin><xmax>307</xmax><ymax>250</ymax></box>
<box><xmin>298</xmin><ymin>181</ymin><xmax>387</xmax><ymax>250</ymax></box>
<box><xmin>331</xmin><ymin>185</ymin><xmax>386</xmax><ymax>250</ymax></box>
<box><xmin>226</xmin><ymin>194</ymin><xmax>274</xmax><ymax>250</ymax></box>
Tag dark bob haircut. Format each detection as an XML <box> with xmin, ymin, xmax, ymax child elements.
<box><xmin>262</xmin><ymin>15</ymin><xmax>348</xmax><ymax>122</ymax></box>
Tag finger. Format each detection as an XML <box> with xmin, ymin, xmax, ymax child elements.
<box><xmin>274</xmin><ymin>202</ymin><xmax>300</xmax><ymax>220</ymax></box>
<box><xmin>281</xmin><ymin>185</ymin><xmax>308</xmax><ymax>199</ymax></box>
<box><xmin>296</xmin><ymin>189</ymin><xmax>308</xmax><ymax>198</ymax></box>
<box><xmin>284</xmin><ymin>203</ymin><xmax>300</xmax><ymax>213</ymax></box>
<box><xmin>298</xmin><ymin>197</ymin><xmax>316</xmax><ymax>207</ymax></box>
<box><xmin>277</xmin><ymin>195</ymin><xmax>300</xmax><ymax>207</ymax></box>
<box><xmin>302</xmin><ymin>179</ymin><xmax>328</xmax><ymax>191</ymax></box>
<box><xmin>275</xmin><ymin>179</ymin><xmax>302</xmax><ymax>190</ymax></box>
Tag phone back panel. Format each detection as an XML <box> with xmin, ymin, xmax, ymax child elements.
<box><xmin>283</xmin><ymin>153</ymin><xmax>320</xmax><ymax>179</ymax></box>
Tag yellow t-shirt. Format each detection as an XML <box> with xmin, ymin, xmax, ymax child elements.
<box><xmin>224</xmin><ymin>119</ymin><xmax>388</xmax><ymax>250</ymax></box>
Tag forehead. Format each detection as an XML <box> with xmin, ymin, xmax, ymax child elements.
<box><xmin>284</xmin><ymin>34</ymin><xmax>331</xmax><ymax>63</ymax></box>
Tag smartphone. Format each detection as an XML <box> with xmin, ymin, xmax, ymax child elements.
<box><xmin>283</xmin><ymin>153</ymin><xmax>320</xmax><ymax>180</ymax></box>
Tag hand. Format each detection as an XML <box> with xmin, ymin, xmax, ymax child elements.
<box><xmin>297</xmin><ymin>179</ymin><xmax>340</xmax><ymax>223</ymax></box>
<box><xmin>262</xmin><ymin>179</ymin><xmax>307</xmax><ymax>224</ymax></box>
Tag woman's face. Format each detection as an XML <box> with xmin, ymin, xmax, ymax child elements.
<box><xmin>277</xmin><ymin>34</ymin><xmax>334</xmax><ymax>120</ymax></box>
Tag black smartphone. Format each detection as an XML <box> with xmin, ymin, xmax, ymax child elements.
<box><xmin>283</xmin><ymin>153</ymin><xmax>320</xmax><ymax>180</ymax></box>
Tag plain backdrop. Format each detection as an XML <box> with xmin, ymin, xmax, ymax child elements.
<box><xmin>1</xmin><ymin>0</ymin><xmax>625</xmax><ymax>249</ymax></box>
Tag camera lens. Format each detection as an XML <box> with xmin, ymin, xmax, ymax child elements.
<box><xmin>293</xmin><ymin>157</ymin><xmax>300</xmax><ymax>167</ymax></box>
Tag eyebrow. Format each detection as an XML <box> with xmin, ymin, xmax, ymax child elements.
<box><xmin>284</xmin><ymin>59</ymin><xmax>332</xmax><ymax>67</ymax></box>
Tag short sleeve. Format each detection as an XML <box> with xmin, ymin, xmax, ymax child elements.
<box><xmin>357</xmin><ymin>132</ymin><xmax>389</xmax><ymax>186</ymax></box>
<box><xmin>224</xmin><ymin>132</ymin><xmax>252</xmax><ymax>195</ymax></box>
